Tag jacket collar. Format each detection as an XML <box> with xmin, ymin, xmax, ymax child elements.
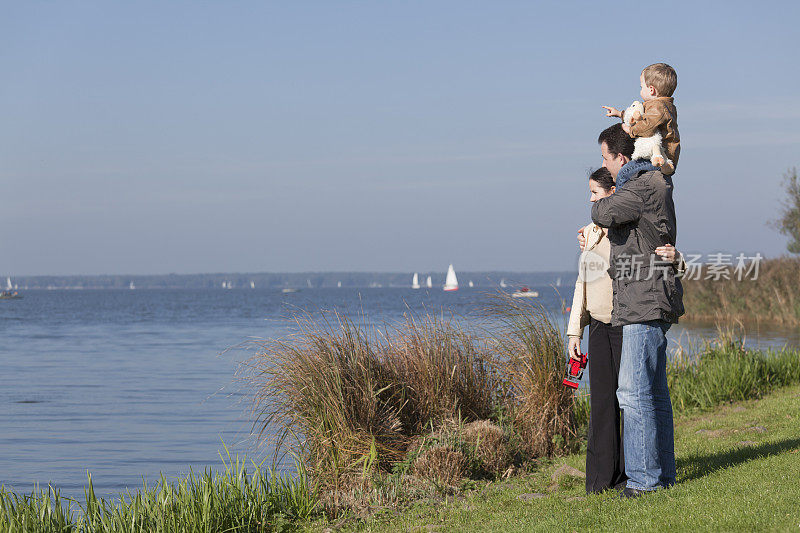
<box><xmin>584</xmin><ymin>223</ymin><xmax>605</xmax><ymax>251</ymax></box>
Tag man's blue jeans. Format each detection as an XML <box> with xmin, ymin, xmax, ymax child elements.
<box><xmin>618</xmin><ymin>320</ymin><xmax>675</xmax><ymax>490</ymax></box>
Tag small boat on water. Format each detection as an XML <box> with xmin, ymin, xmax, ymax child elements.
<box><xmin>443</xmin><ymin>264</ymin><xmax>458</xmax><ymax>292</ymax></box>
<box><xmin>425</xmin><ymin>276</ymin><xmax>432</xmax><ymax>288</ymax></box>
<box><xmin>512</xmin><ymin>287</ymin><xmax>539</xmax><ymax>298</ymax></box>
<box><xmin>0</xmin><ymin>291</ymin><xmax>22</xmax><ymax>299</ymax></box>
<box><xmin>411</xmin><ymin>272</ymin><xmax>420</xmax><ymax>289</ymax></box>
<box><xmin>281</xmin><ymin>288</ymin><xmax>299</xmax><ymax>294</ymax></box>
<box><xmin>1</xmin><ymin>277</ymin><xmax>22</xmax><ymax>299</ymax></box>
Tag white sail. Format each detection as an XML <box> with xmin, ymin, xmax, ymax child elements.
<box><xmin>129</xmin><ymin>281</ymin><xmax>135</xmax><ymax>290</ymax></box>
<box><xmin>500</xmin><ymin>279</ymin><xmax>507</xmax><ymax>288</ymax></box>
<box><xmin>337</xmin><ymin>281</ymin><xmax>342</xmax><ymax>288</ymax></box>
<box><xmin>443</xmin><ymin>264</ymin><xmax>458</xmax><ymax>291</ymax></box>
<box><xmin>468</xmin><ymin>280</ymin><xmax>474</xmax><ymax>288</ymax></box>
<box><xmin>425</xmin><ymin>276</ymin><xmax>432</xmax><ymax>288</ymax></box>
<box><xmin>556</xmin><ymin>277</ymin><xmax>562</xmax><ymax>287</ymax></box>
<box><xmin>411</xmin><ymin>273</ymin><xmax>420</xmax><ymax>289</ymax></box>
<box><xmin>222</xmin><ymin>281</ymin><xmax>226</xmax><ymax>289</ymax></box>
<box><xmin>250</xmin><ymin>281</ymin><xmax>255</xmax><ymax>289</ymax></box>
<box><xmin>6</xmin><ymin>277</ymin><xmax>12</xmax><ymax>290</ymax></box>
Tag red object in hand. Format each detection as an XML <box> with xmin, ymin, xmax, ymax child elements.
<box><xmin>563</xmin><ymin>352</ymin><xmax>588</xmax><ymax>389</ymax></box>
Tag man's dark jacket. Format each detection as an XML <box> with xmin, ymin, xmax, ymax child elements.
<box><xmin>591</xmin><ymin>168</ymin><xmax>685</xmax><ymax>326</ymax></box>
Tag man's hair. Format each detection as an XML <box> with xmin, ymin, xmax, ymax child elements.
<box><xmin>642</xmin><ymin>63</ymin><xmax>677</xmax><ymax>97</ymax></box>
<box><xmin>598</xmin><ymin>124</ymin><xmax>635</xmax><ymax>159</ymax></box>
<box><xmin>589</xmin><ymin>167</ymin><xmax>615</xmax><ymax>192</ymax></box>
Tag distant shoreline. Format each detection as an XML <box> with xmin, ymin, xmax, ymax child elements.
<box><xmin>1</xmin><ymin>271</ymin><xmax>577</xmax><ymax>291</ymax></box>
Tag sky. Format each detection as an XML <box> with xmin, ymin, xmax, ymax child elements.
<box><xmin>2</xmin><ymin>1</ymin><xmax>799</xmax><ymax>276</ymax></box>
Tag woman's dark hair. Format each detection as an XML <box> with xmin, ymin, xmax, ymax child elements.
<box><xmin>589</xmin><ymin>167</ymin><xmax>615</xmax><ymax>192</ymax></box>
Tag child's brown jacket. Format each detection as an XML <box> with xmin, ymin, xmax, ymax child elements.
<box><xmin>629</xmin><ymin>96</ymin><xmax>680</xmax><ymax>174</ymax></box>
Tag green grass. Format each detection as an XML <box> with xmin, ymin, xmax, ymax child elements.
<box><xmin>0</xmin><ymin>449</ymin><xmax>319</xmax><ymax>532</ymax></box>
<box><xmin>327</xmin><ymin>383</ymin><xmax>800</xmax><ymax>532</ymax></box>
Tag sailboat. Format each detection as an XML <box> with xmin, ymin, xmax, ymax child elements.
<box><xmin>425</xmin><ymin>276</ymin><xmax>432</xmax><ymax>288</ymax></box>
<box><xmin>337</xmin><ymin>281</ymin><xmax>342</xmax><ymax>288</ymax></box>
<box><xmin>468</xmin><ymin>280</ymin><xmax>474</xmax><ymax>288</ymax></box>
<box><xmin>129</xmin><ymin>281</ymin><xmax>136</xmax><ymax>290</ymax></box>
<box><xmin>500</xmin><ymin>279</ymin><xmax>507</xmax><ymax>288</ymax></box>
<box><xmin>411</xmin><ymin>273</ymin><xmax>420</xmax><ymax>289</ymax></box>
<box><xmin>556</xmin><ymin>277</ymin><xmax>562</xmax><ymax>287</ymax></box>
<box><xmin>1</xmin><ymin>277</ymin><xmax>22</xmax><ymax>299</ymax></box>
<box><xmin>443</xmin><ymin>264</ymin><xmax>458</xmax><ymax>292</ymax></box>
<box><xmin>250</xmin><ymin>281</ymin><xmax>255</xmax><ymax>289</ymax></box>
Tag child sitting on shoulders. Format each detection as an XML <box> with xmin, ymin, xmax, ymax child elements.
<box><xmin>602</xmin><ymin>63</ymin><xmax>680</xmax><ymax>178</ymax></box>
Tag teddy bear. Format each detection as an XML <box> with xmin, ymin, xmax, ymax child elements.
<box><xmin>623</xmin><ymin>100</ymin><xmax>674</xmax><ymax>174</ymax></box>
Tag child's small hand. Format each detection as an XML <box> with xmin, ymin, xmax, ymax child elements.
<box><xmin>601</xmin><ymin>106</ymin><xmax>621</xmax><ymax>118</ymax></box>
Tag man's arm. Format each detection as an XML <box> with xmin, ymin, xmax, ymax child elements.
<box><xmin>629</xmin><ymin>101</ymin><xmax>668</xmax><ymax>138</ymax></box>
<box><xmin>591</xmin><ymin>187</ymin><xmax>643</xmax><ymax>228</ymax></box>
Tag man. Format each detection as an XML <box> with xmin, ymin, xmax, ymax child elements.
<box><xmin>587</xmin><ymin>123</ymin><xmax>684</xmax><ymax>497</ymax></box>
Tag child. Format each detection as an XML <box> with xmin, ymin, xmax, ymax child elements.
<box><xmin>602</xmin><ymin>63</ymin><xmax>680</xmax><ymax>177</ymax></box>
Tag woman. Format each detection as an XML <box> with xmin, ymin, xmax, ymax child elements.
<box><xmin>566</xmin><ymin>167</ymin><xmax>683</xmax><ymax>494</ymax></box>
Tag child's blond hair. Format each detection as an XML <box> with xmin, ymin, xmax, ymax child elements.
<box><xmin>642</xmin><ymin>63</ymin><xmax>677</xmax><ymax>97</ymax></box>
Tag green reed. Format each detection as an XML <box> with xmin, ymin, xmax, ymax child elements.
<box><xmin>668</xmin><ymin>326</ymin><xmax>800</xmax><ymax>412</ymax></box>
<box><xmin>0</xmin><ymin>447</ymin><xmax>318</xmax><ymax>532</ymax></box>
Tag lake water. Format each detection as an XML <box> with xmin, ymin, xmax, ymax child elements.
<box><xmin>1</xmin><ymin>287</ymin><xmax>797</xmax><ymax>500</ymax></box>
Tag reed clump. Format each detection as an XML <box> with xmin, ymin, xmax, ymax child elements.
<box><xmin>668</xmin><ymin>324</ymin><xmax>800</xmax><ymax>412</ymax></box>
<box><xmin>0</xmin><ymin>451</ymin><xmax>318</xmax><ymax>532</ymax></box>
<box><xmin>246</xmin><ymin>294</ymin><xmax>584</xmax><ymax>516</ymax></box>
<box><xmin>681</xmin><ymin>256</ymin><xmax>800</xmax><ymax>325</ymax></box>
<box><xmin>483</xmin><ymin>295</ymin><xmax>581</xmax><ymax>457</ymax></box>
<box><xmin>245</xmin><ymin>309</ymin><xmax>503</xmax><ymax>500</ymax></box>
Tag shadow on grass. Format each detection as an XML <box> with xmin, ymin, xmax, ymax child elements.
<box><xmin>677</xmin><ymin>437</ymin><xmax>800</xmax><ymax>482</ymax></box>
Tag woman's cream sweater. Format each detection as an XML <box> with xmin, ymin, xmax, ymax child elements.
<box><xmin>566</xmin><ymin>223</ymin><xmax>613</xmax><ymax>338</ymax></box>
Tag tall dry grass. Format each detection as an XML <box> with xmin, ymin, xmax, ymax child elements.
<box><xmin>482</xmin><ymin>293</ymin><xmax>580</xmax><ymax>456</ymax></box>
<box><xmin>681</xmin><ymin>256</ymin><xmax>800</xmax><ymax>325</ymax></box>
<box><xmin>244</xmin><ymin>309</ymin><xmax>499</xmax><ymax>495</ymax></box>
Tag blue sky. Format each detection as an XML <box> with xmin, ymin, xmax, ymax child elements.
<box><xmin>2</xmin><ymin>1</ymin><xmax>799</xmax><ymax>275</ymax></box>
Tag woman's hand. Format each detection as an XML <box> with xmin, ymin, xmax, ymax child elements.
<box><xmin>655</xmin><ymin>244</ymin><xmax>681</xmax><ymax>263</ymax></box>
<box><xmin>568</xmin><ymin>337</ymin><xmax>582</xmax><ymax>360</ymax></box>
<box><xmin>577</xmin><ymin>226</ymin><xmax>587</xmax><ymax>251</ymax></box>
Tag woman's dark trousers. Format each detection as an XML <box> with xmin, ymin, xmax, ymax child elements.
<box><xmin>585</xmin><ymin>318</ymin><xmax>626</xmax><ymax>493</ymax></box>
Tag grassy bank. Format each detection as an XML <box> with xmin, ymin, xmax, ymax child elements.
<box><xmin>336</xmin><ymin>382</ymin><xmax>800</xmax><ymax>532</ymax></box>
<box><xmin>4</xmin><ymin>304</ymin><xmax>800</xmax><ymax>532</ymax></box>
<box><xmin>681</xmin><ymin>256</ymin><xmax>800</xmax><ymax>324</ymax></box>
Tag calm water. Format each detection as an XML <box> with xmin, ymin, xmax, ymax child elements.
<box><xmin>1</xmin><ymin>288</ymin><xmax>797</xmax><ymax>500</ymax></box>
